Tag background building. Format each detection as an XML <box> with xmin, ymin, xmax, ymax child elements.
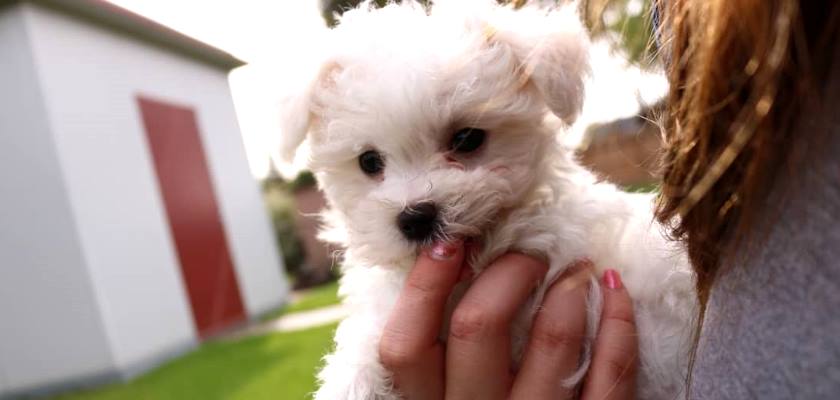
<box><xmin>0</xmin><ymin>0</ymin><xmax>288</xmax><ymax>397</ymax></box>
<box><xmin>577</xmin><ymin>104</ymin><xmax>663</xmax><ymax>189</ymax></box>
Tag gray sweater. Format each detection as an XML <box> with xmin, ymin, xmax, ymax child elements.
<box><xmin>688</xmin><ymin>77</ymin><xmax>840</xmax><ymax>398</ymax></box>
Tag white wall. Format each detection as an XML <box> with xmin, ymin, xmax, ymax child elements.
<box><xmin>23</xmin><ymin>2</ymin><xmax>287</xmax><ymax>375</ymax></box>
<box><xmin>193</xmin><ymin>71</ymin><xmax>291</xmax><ymax>319</ymax></box>
<box><xmin>0</xmin><ymin>5</ymin><xmax>115</xmax><ymax>394</ymax></box>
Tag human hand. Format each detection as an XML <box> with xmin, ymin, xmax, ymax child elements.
<box><xmin>378</xmin><ymin>241</ymin><xmax>638</xmax><ymax>400</ymax></box>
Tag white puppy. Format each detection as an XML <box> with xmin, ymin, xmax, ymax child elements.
<box><xmin>279</xmin><ymin>1</ymin><xmax>696</xmax><ymax>399</ymax></box>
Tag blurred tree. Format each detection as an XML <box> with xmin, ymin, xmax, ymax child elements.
<box><xmin>321</xmin><ymin>0</ymin><xmax>411</xmax><ymax>27</ymax></box>
<box><xmin>262</xmin><ymin>165</ymin><xmax>306</xmax><ymax>279</ymax></box>
<box><xmin>320</xmin><ymin>0</ymin><xmax>655</xmax><ymax>66</ymax></box>
<box><xmin>287</xmin><ymin>170</ymin><xmax>318</xmax><ymax>192</ymax></box>
<box><xmin>583</xmin><ymin>0</ymin><xmax>655</xmax><ymax>65</ymax></box>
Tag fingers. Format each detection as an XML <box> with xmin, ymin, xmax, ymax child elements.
<box><xmin>509</xmin><ymin>261</ymin><xmax>592</xmax><ymax>400</ymax></box>
<box><xmin>445</xmin><ymin>253</ymin><xmax>548</xmax><ymax>400</ymax></box>
<box><xmin>379</xmin><ymin>241</ymin><xmax>465</xmax><ymax>399</ymax></box>
<box><xmin>581</xmin><ymin>269</ymin><xmax>638</xmax><ymax>400</ymax></box>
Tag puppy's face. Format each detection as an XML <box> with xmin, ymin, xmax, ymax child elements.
<box><xmin>281</xmin><ymin>1</ymin><xmax>588</xmax><ymax>267</ymax></box>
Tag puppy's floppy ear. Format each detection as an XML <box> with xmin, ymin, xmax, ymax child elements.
<box><xmin>486</xmin><ymin>3</ymin><xmax>590</xmax><ymax>124</ymax></box>
<box><xmin>278</xmin><ymin>62</ymin><xmax>342</xmax><ymax>162</ymax></box>
<box><xmin>278</xmin><ymin>85</ymin><xmax>313</xmax><ymax>163</ymax></box>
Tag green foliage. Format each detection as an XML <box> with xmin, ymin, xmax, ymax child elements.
<box><xmin>288</xmin><ymin>170</ymin><xmax>318</xmax><ymax>193</ymax></box>
<box><xmin>321</xmin><ymin>0</ymin><xmax>656</xmax><ymax>66</ymax></box>
<box><xmin>262</xmin><ymin>170</ymin><xmax>323</xmax><ymax>286</ymax></box>
<box><xmin>592</xmin><ymin>0</ymin><xmax>655</xmax><ymax>66</ymax></box>
<box><xmin>320</xmin><ymin>0</ymin><xmax>430</xmax><ymax>26</ymax></box>
<box><xmin>321</xmin><ymin>0</ymin><xmax>386</xmax><ymax>27</ymax></box>
<box><xmin>262</xmin><ymin>176</ymin><xmax>306</xmax><ymax>278</ymax></box>
<box><xmin>53</xmin><ymin>324</ymin><xmax>338</xmax><ymax>400</ymax></box>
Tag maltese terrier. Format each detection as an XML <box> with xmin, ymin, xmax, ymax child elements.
<box><xmin>279</xmin><ymin>1</ymin><xmax>696</xmax><ymax>399</ymax></box>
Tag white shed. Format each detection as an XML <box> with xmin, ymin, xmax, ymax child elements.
<box><xmin>0</xmin><ymin>0</ymin><xmax>289</xmax><ymax>397</ymax></box>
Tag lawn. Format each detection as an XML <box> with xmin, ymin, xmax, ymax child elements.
<box><xmin>260</xmin><ymin>280</ymin><xmax>342</xmax><ymax>322</ymax></box>
<box><xmin>53</xmin><ymin>323</ymin><xmax>337</xmax><ymax>400</ymax></box>
<box><xmin>285</xmin><ymin>280</ymin><xmax>341</xmax><ymax>315</ymax></box>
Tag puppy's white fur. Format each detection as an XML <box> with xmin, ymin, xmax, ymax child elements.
<box><xmin>280</xmin><ymin>1</ymin><xmax>696</xmax><ymax>399</ymax></box>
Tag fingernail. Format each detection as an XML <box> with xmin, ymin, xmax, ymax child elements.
<box><xmin>428</xmin><ymin>240</ymin><xmax>460</xmax><ymax>261</ymax></box>
<box><xmin>603</xmin><ymin>269</ymin><xmax>622</xmax><ymax>290</ymax></box>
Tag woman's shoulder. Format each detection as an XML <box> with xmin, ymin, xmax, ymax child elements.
<box><xmin>690</xmin><ymin>107</ymin><xmax>840</xmax><ymax>399</ymax></box>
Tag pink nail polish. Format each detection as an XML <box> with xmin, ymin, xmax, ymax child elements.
<box><xmin>603</xmin><ymin>269</ymin><xmax>622</xmax><ymax>290</ymax></box>
<box><xmin>429</xmin><ymin>241</ymin><xmax>459</xmax><ymax>261</ymax></box>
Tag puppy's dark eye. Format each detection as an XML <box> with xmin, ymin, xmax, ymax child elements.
<box><xmin>358</xmin><ymin>150</ymin><xmax>384</xmax><ymax>176</ymax></box>
<box><xmin>449</xmin><ymin>128</ymin><xmax>486</xmax><ymax>153</ymax></box>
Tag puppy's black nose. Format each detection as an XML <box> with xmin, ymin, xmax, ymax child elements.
<box><xmin>397</xmin><ymin>202</ymin><xmax>439</xmax><ymax>242</ymax></box>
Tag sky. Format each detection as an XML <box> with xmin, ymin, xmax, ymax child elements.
<box><xmin>105</xmin><ymin>0</ymin><xmax>666</xmax><ymax>179</ymax></box>
<box><xmin>106</xmin><ymin>0</ymin><xmax>327</xmax><ymax>178</ymax></box>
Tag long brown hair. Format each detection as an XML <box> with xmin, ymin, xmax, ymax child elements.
<box><xmin>654</xmin><ymin>0</ymin><xmax>840</xmax><ymax>384</ymax></box>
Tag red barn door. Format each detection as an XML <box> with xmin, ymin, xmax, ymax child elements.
<box><xmin>138</xmin><ymin>96</ymin><xmax>246</xmax><ymax>338</ymax></box>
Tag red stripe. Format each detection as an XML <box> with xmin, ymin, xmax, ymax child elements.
<box><xmin>138</xmin><ymin>96</ymin><xmax>246</xmax><ymax>338</ymax></box>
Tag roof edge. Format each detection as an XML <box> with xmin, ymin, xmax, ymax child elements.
<box><xmin>12</xmin><ymin>0</ymin><xmax>245</xmax><ymax>71</ymax></box>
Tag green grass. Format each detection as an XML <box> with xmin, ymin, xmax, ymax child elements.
<box><xmin>261</xmin><ymin>280</ymin><xmax>342</xmax><ymax>322</ymax></box>
<box><xmin>285</xmin><ymin>281</ymin><xmax>341</xmax><ymax>315</ymax></box>
<box><xmin>53</xmin><ymin>282</ymin><xmax>344</xmax><ymax>399</ymax></box>
<box><xmin>622</xmin><ymin>182</ymin><xmax>661</xmax><ymax>193</ymax></box>
<box><xmin>53</xmin><ymin>323</ymin><xmax>337</xmax><ymax>400</ymax></box>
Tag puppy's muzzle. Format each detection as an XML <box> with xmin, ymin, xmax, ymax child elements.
<box><xmin>397</xmin><ymin>202</ymin><xmax>439</xmax><ymax>242</ymax></box>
